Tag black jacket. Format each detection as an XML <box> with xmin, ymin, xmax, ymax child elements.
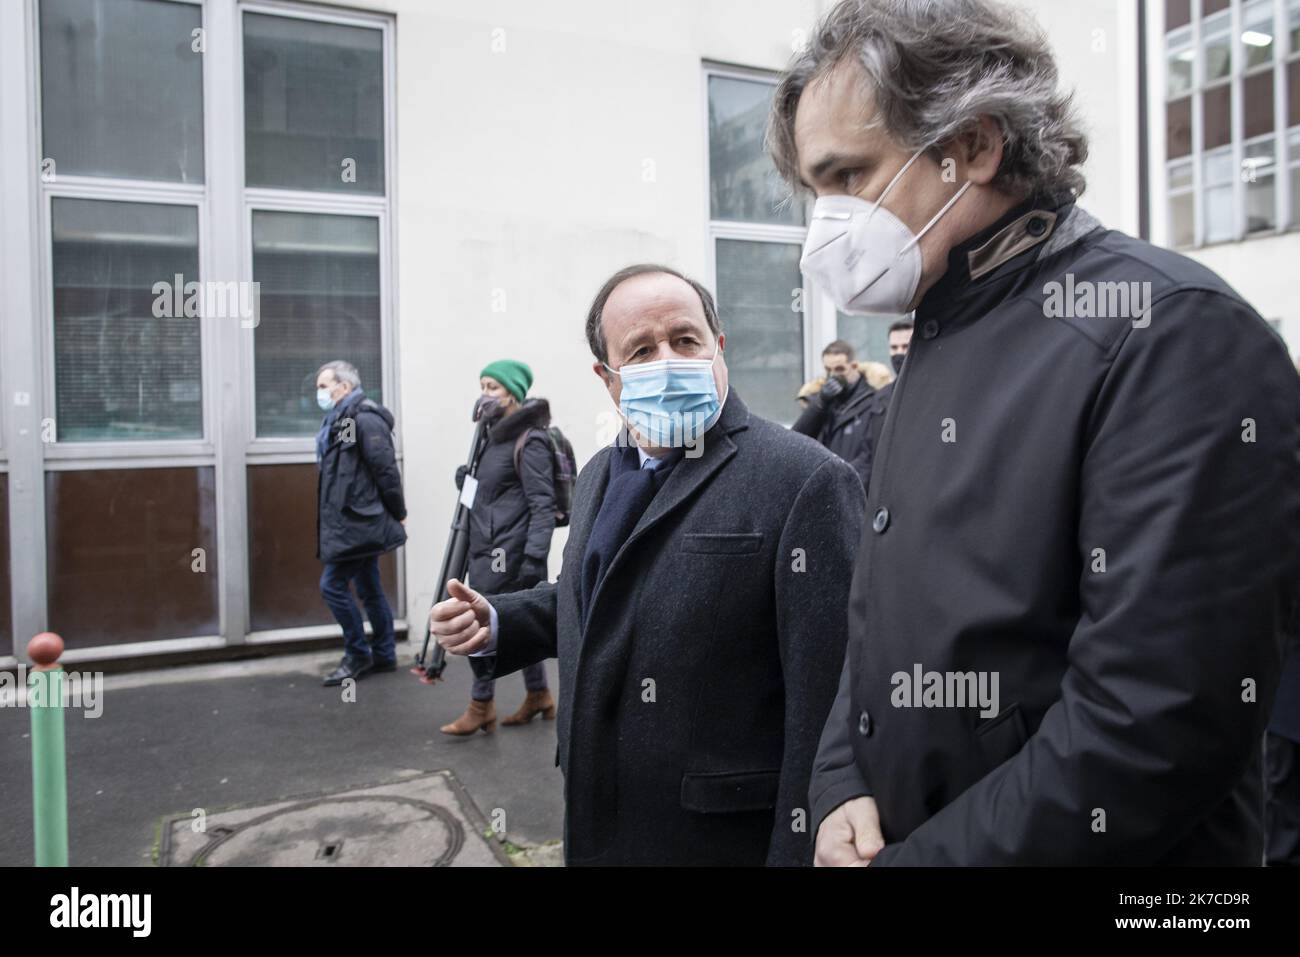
<box><xmin>316</xmin><ymin>391</ymin><xmax>406</xmax><ymax>564</ymax></box>
<box><xmin>467</xmin><ymin>398</ymin><xmax>557</xmax><ymax>594</ymax></box>
<box><xmin>792</xmin><ymin>376</ymin><xmax>884</xmax><ymax>489</ymax></box>
<box><xmin>810</xmin><ymin>194</ymin><xmax>1300</xmax><ymax>865</ymax></box>
<box><xmin>470</xmin><ymin>392</ymin><xmax>865</xmax><ymax>865</ymax></box>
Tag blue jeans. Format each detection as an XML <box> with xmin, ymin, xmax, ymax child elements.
<box><xmin>320</xmin><ymin>556</ymin><xmax>396</xmax><ymax>665</ymax></box>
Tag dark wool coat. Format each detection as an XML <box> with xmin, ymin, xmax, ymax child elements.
<box><xmin>471</xmin><ymin>392</ymin><xmax>866</xmax><ymax>865</ymax></box>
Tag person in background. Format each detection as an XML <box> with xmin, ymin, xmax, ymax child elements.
<box><xmin>887</xmin><ymin>319</ymin><xmax>914</xmax><ymax>376</ymax></box>
<box><xmin>791</xmin><ymin>339</ymin><xmax>884</xmax><ymax>489</ymax></box>
<box><xmin>441</xmin><ymin>359</ymin><xmax>557</xmax><ymax>735</ymax></box>
<box><xmin>863</xmin><ymin>319</ymin><xmax>916</xmax><ymax>458</ymax></box>
<box><xmin>315</xmin><ymin>360</ymin><xmax>406</xmax><ymax>687</ymax></box>
<box><xmin>797</xmin><ymin>360</ymin><xmax>893</xmax><ymax>409</ymax></box>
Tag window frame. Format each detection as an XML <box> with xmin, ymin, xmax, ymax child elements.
<box><xmin>17</xmin><ymin>0</ymin><xmax>403</xmax><ymax>654</ymax></box>
<box><xmin>238</xmin><ymin>0</ymin><xmax>399</xmax><ymax>460</ymax></box>
<box><xmin>701</xmin><ymin>61</ymin><xmax>824</xmax><ymax>425</ymax></box>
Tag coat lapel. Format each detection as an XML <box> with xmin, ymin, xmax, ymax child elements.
<box><xmin>581</xmin><ymin>391</ymin><xmax>751</xmax><ymax>637</ymax></box>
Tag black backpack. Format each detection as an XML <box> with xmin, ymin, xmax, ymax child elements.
<box><xmin>513</xmin><ymin>426</ymin><xmax>578</xmax><ymax>527</ymax></box>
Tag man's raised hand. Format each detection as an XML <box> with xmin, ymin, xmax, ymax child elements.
<box><xmin>430</xmin><ymin>578</ymin><xmax>492</xmax><ymax>655</ymax></box>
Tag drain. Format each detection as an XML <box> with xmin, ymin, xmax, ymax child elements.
<box><xmin>316</xmin><ymin>841</ymin><xmax>344</xmax><ymax>862</ymax></box>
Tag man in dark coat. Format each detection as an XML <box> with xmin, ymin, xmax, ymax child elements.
<box><xmin>768</xmin><ymin>0</ymin><xmax>1300</xmax><ymax>865</ymax></box>
<box><xmin>432</xmin><ymin>264</ymin><xmax>865</xmax><ymax>865</ymax></box>
<box><xmin>791</xmin><ymin>339</ymin><xmax>881</xmax><ymax>489</ymax></box>
<box><xmin>315</xmin><ymin>360</ymin><xmax>407</xmax><ymax>687</ymax></box>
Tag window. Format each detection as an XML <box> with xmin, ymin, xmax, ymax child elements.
<box><xmin>1160</xmin><ymin>0</ymin><xmax>1299</xmax><ymax>246</ymax></box>
<box><xmin>39</xmin><ymin>0</ymin><xmax>204</xmax><ymax>183</ymax></box>
<box><xmin>705</xmin><ymin>68</ymin><xmax>809</xmax><ymax>424</ymax></box>
<box><xmin>24</xmin><ymin>0</ymin><xmax>398</xmax><ymax>651</ymax></box>
<box><xmin>243</xmin><ymin>13</ymin><xmax>385</xmax><ymax>194</ymax></box>
<box><xmin>245</xmin><ymin>11</ymin><xmax>391</xmax><ymax>441</ymax></box>
<box><xmin>51</xmin><ymin>198</ymin><xmax>202</xmax><ymax>441</ymax></box>
<box><xmin>252</xmin><ymin>211</ymin><xmax>382</xmax><ymax>437</ymax></box>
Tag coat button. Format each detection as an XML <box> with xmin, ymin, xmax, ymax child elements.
<box><xmin>921</xmin><ymin>319</ymin><xmax>940</xmax><ymax>339</ymax></box>
<box><xmin>1026</xmin><ymin>215</ymin><xmax>1048</xmax><ymax>237</ymax></box>
<box><xmin>872</xmin><ymin>506</ymin><xmax>890</xmax><ymax>533</ymax></box>
<box><xmin>858</xmin><ymin>710</ymin><xmax>873</xmax><ymax>736</ymax></box>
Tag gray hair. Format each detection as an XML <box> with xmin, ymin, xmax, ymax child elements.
<box><xmin>317</xmin><ymin>359</ymin><xmax>361</xmax><ymax>389</ymax></box>
<box><xmin>767</xmin><ymin>0</ymin><xmax>1088</xmax><ymax>199</ymax></box>
<box><xmin>585</xmin><ymin>263</ymin><xmax>722</xmax><ymax>365</ymax></box>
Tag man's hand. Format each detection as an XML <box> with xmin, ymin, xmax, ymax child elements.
<box><xmin>814</xmin><ymin>796</ymin><xmax>885</xmax><ymax>867</ymax></box>
<box><xmin>430</xmin><ymin>579</ymin><xmax>492</xmax><ymax>655</ymax></box>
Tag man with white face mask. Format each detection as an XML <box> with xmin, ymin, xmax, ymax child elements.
<box><xmin>770</xmin><ymin>0</ymin><xmax>1300</xmax><ymax>866</ymax></box>
<box><xmin>430</xmin><ymin>263</ymin><xmax>865</xmax><ymax>865</ymax></box>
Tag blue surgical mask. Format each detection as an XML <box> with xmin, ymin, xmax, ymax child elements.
<box><xmin>316</xmin><ymin>388</ymin><xmax>335</xmax><ymax>411</ymax></box>
<box><xmin>604</xmin><ymin>347</ymin><xmax>727</xmax><ymax>447</ymax></box>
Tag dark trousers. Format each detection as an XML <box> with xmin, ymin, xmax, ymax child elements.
<box><xmin>1266</xmin><ymin>732</ymin><xmax>1300</xmax><ymax>866</ymax></box>
<box><xmin>472</xmin><ymin>662</ymin><xmax>548</xmax><ymax>702</ymax></box>
<box><xmin>320</xmin><ymin>556</ymin><xmax>396</xmax><ymax>665</ymax></box>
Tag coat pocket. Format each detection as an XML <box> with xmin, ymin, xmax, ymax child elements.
<box><xmin>974</xmin><ymin>701</ymin><xmax>1028</xmax><ymax>769</ymax></box>
<box><xmin>680</xmin><ymin>532</ymin><xmax>764</xmax><ymax>555</ymax></box>
<box><xmin>344</xmin><ymin>500</ymin><xmax>385</xmax><ymax>518</ymax></box>
<box><xmin>680</xmin><ymin>769</ymin><xmax>781</xmax><ymax>813</ymax></box>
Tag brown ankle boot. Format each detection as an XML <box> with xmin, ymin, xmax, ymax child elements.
<box><xmin>501</xmin><ymin>689</ymin><xmax>557</xmax><ymax>726</ymax></box>
<box><xmin>440</xmin><ymin>698</ymin><xmax>496</xmax><ymax>735</ymax></box>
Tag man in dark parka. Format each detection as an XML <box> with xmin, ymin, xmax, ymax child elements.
<box><xmin>431</xmin><ymin>264</ymin><xmax>865</xmax><ymax>865</ymax></box>
<box><xmin>315</xmin><ymin>360</ymin><xmax>406</xmax><ymax>687</ymax></box>
<box><xmin>769</xmin><ymin>0</ymin><xmax>1300</xmax><ymax>866</ymax></box>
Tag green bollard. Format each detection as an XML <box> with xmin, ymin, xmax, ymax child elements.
<box><xmin>28</xmin><ymin>632</ymin><xmax>68</xmax><ymax>867</ymax></box>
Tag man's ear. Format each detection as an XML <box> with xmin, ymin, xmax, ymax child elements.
<box><xmin>592</xmin><ymin>361</ymin><xmax>613</xmax><ymax>388</ymax></box>
<box><xmin>954</xmin><ymin>115</ymin><xmax>1004</xmax><ymax>186</ymax></box>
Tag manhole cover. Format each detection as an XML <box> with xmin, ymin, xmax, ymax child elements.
<box><xmin>159</xmin><ymin>770</ymin><xmax>506</xmax><ymax>867</ymax></box>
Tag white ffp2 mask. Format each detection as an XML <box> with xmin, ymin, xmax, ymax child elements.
<box><xmin>800</xmin><ymin>147</ymin><xmax>971</xmax><ymax>315</ymax></box>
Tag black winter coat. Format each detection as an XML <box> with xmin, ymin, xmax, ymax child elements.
<box><xmin>810</xmin><ymin>193</ymin><xmax>1300</xmax><ymax>865</ymax></box>
<box><xmin>470</xmin><ymin>392</ymin><xmax>866</xmax><ymax>865</ymax></box>
<box><xmin>466</xmin><ymin>398</ymin><xmax>557</xmax><ymax>594</ymax></box>
<box><xmin>791</xmin><ymin>376</ymin><xmax>885</xmax><ymax>489</ymax></box>
<box><xmin>316</xmin><ymin>392</ymin><xmax>406</xmax><ymax>564</ymax></box>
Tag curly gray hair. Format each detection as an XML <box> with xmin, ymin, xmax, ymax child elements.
<box><xmin>767</xmin><ymin>0</ymin><xmax>1088</xmax><ymax>199</ymax></box>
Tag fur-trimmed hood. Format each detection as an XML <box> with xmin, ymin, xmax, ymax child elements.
<box><xmin>488</xmin><ymin>396</ymin><xmax>552</xmax><ymax>444</ymax></box>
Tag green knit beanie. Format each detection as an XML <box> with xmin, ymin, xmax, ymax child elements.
<box><xmin>480</xmin><ymin>359</ymin><xmax>533</xmax><ymax>402</ymax></box>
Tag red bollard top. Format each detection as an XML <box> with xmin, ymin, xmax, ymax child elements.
<box><xmin>28</xmin><ymin>632</ymin><xmax>64</xmax><ymax>671</ymax></box>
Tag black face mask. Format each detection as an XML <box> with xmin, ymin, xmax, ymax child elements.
<box><xmin>473</xmin><ymin>394</ymin><xmax>505</xmax><ymax>423</ymax></box>
<box><xmin>890</xmin><ymin>353</ymin><xmax>906</xmax><ymax>375</ymax></box>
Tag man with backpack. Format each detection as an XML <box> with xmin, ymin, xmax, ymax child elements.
<box><xmin>441</xmin><ymin>358</ymin><xmax>573</xmax><ymax>734</ymax></box>
<box><xmin>315</xmin><ymin>360</ymin><xmax>407</xmax><ymax>687</ymax></box>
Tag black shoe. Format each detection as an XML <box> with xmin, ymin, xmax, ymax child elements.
<box><xmin>323</xmin><ymin>657</ymin><xmax>374</xmax><ymax>686</ymax></box>
<box><xmin>369</xmin><ymin>658</ymin><xmax>397</xmax><ymax>674</ymax></box>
